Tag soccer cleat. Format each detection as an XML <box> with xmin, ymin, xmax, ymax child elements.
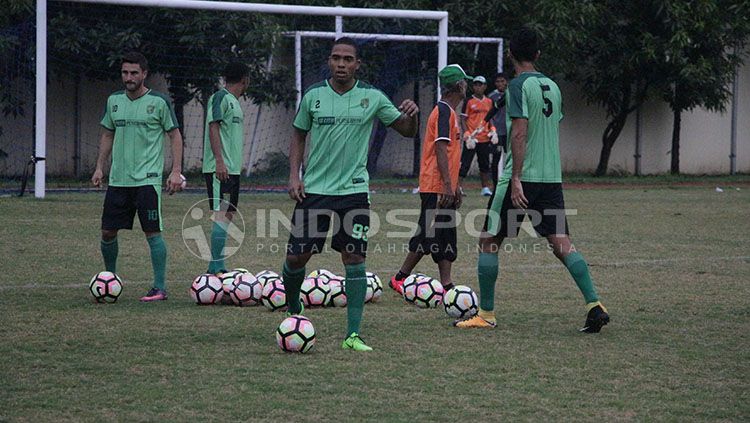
<box><xmin>389</xmin><ymin>276</ymin><xmax>405</xmax><ymax>295</ymax></box>
<box><xmin>140</xmin><ymin>287</ymin><xmax>168</xmax><ymax>302</ymax></box>
<box><xmin>481</xmin><ymin>187</ymin><xmax>493</xmax><ymax>196</ymax></box>
<box><xmin>342</xmin><ymin>333</ymin><xmax>373</xmax><ymax>352</ymax></box>
<box><xmin>580</xmin><ymin>303</ymin><xmax>609</xmax><ymax>333</ymax></box>
<box><xmin>285</xmin><ymin>303</ymin><xmax>305</xmax><ymax>318</ymax></box>
<box><xmin>453</xmin><ymin>314</ymin><xmax>497</xmax><ymax>328</ymax></box>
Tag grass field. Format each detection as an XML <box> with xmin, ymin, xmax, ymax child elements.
<box><xmin>1</xmin><ymin>185</ymin><xmax>749</xmax><ymax>421</ymax></box>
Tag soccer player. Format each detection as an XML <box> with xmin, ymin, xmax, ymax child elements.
<box><xmin>91</xmin><ymin>52</ymin><xmax>184</xmax><ymax>302</ymax></box>
<box><xmin>485</xmin><ymin>73</ymin><xmax>509</xmax><ymax>186</ymax></box>
<box><xmin>389</xmin><ymin>64</ymin><xmax>470</xmax><ymax>295</ymax></box>
<box><xmin>283</xmin><ymin>37</ymin><xmax>419</xmax><ymax>351</ymax></box>
<box><xmin>459</xmin><ymin>76</ymin><xmax>498</xmax><ymax>197</ymax></box>
<box><xmin>202</xmin><ymin>62</ymin><xmax>250</xmax><ymax>275</ymax></box>
<box><xmin>454</xmin><ymin>27</ymin><xmax>609</xmax><ymax>332</ymax></box>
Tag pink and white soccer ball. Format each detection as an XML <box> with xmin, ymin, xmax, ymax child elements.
<box><xmin>307</xmin><ymin>269</ymin><xmax>336</xmax><ymax>283</ymax></box>
<box><xmin>190</xmin><ymin>273</ymin><xmax>224</xmax><ymax>305</ymax></box>
<box><xmin>300</xmin><ymin>276</ymin><xmax>330</xmax><ymax>307</ymax></box>
<box><xmin>365</xmin><ymin>272</ymin><xmax>383</xmax><ymax>303</ymax></box>
<box><xmin>276</xmin><ymin>315</ymin><xmax>316</xmax><ymax>353</ymax></box>
<box><xmin>228</xmin><ymin>272</ymin><xmax>263</xmax><ymax>306</ymax></box>
<box><xmin>327</xmin><ymin>277</ymin><xmax>347</xmax><ymax>307</ymax></box>
<box><xmin>219</xmin><ymin>270</ymin><xmax>242</xmax><ymax>305</ymax></box>
<box><xmin>88</xmin><ymin>271</ymin><xmax>123</xmax><ymax>303</ymax></box>
<box><xmin>404</xmin><ymin>275</ymin><xmax>444</xmax><ymax>308</ymax></box>
<box><xmin>255</xmin><ymin>270</ymin><xmax>280</xmax><ymax>288</ymax></box>
<box><xmin>443</xmin><ymin>285</ymin><xmax>479</xmax><ymax>318</ymax></box>
<box><xmin>261</xmin><ymin>277</ymin><xmax>287</xmax><ymax>311</ymax></box>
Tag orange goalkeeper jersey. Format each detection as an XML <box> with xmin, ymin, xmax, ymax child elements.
<box><xmin>462</xmin><ymin>95</ymin><xmax>495</xmax><ymax>143</ymax></box>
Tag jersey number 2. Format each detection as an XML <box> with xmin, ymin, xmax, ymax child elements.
<box><xmin>540</xmin><ymin>84</ymin><xmax>553</xmax><ymax>117</ymax></box>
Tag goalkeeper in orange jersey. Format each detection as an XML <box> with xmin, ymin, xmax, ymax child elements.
<box><xmin>459</xmin><ymin>76</ymin><xmax>498</xmax><ymax>197</ymax></box>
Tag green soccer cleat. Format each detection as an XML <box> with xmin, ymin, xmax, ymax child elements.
<box><xmin>342</xmin><ymin>333</ymin><xmax>373</xmax><ymax>352</ymax></box>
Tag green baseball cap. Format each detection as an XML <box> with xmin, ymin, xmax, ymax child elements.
<box><xmin>438</xmin><ymin>64</ymin><xmax>473</xmax><ymax>85</ymax></box>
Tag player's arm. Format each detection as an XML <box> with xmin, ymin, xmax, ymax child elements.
<box><xmin>435</xmin><ymin>140</ymin><xmax>455</xmax><ymax>208</ymax></box>
<box><xmin>510</xmin><ymin>118</ymin><xmax>529</xmax><ymax>208</ymax></box>
<box><xmin>208</xmin><ymin>121</ymin><xmax>228</xmax><ymax>182</ymax></box>
<box><xmin>459</xmin><ymin>100</ymin><xmax>468</xmax><ymax>138</ymax></box>
<box><xmin>388</xmin><ymin>99</ymin><xmax>419</xmax><ymax>137</ymax></box>
<box><xmin>166</xmin><ymin>128</ymin><xmax>184</xmax><ymax>194</ymax></box>
<box><xmin>288</xmin><ymin>128</ymin><xmax>307</xmax><ymax>202</ymax></box>
<box><xmin>91</xmin><ymin>128</ymin><xmax>114</xmax><ymax>187</ymax></box>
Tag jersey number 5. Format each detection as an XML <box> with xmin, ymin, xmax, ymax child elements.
<box><xmin>540</xmin><ymin>84</ymin><xmax>553</xmax><ymax>118</ymax></box>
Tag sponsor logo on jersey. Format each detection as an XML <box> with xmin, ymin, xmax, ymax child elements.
<box><xmin>232</xmin><ymin>117</ymin><xmax>242</xmax><ymax>123</ymax></box>
<box><xmin>114</xmin><ymin>119</ymin><xmax>148</xmax><ymax>127</ymax></box>
<box><xmin>147</xmin><ymin>105</ymin><xmax>155</xmax><ymax>114</ymax></box>
<box><xmin>112</xmin><ymin>105</ymin><xmax>118</xmax><ymax>112</ymax></box>
<box><xmin>352</xmin><ymin>177</ymin><xmax>365</xmax><ymax>184</ymax></box>
<box><xmin>360</xmin><ymin>98</ymin><xmax>369</xmax><ymax>109</ymax></box>
<box><xmin>317</xmin><ymin>116</ymin><xmax>364</xmax><ymax>125</ymax></box>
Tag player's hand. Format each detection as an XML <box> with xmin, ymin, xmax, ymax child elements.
<box><xmin>216</xmin><ymin>161</ymin><xmax>229</xmax><ymax>182</ymax></box>
<box><xmin>288</xmin><ymin>177</ymin><xmax>306</xmax><ymax>203</ymax></box>
<box><xmin>511</xmin><ymin>178</ymin><xmax>528</xmax><ymax>209</ymax></box>
<box><xmin>489</xmin><ymin>131</ymin><xmax>499</xmax><ymax>145</ymax></box>
<box><xmin>454</xmin><ymin>186</ymin><xmax>463</xmax><ymax>209</ymax></box>
<box><xmin>439</xmin><ymin>185</ymin><xmax>455</xmax><ymax>208</ymax></box>
<box><xmin>398</xmin><ymin>99</ymin><xmax>419</xmax><ymax>117</ymax></box>
<box><xmin>91</xmin><ymin>168</ymin><xmax>104</xmax><ymax>187</ymax></box>
<box><xmin>167</xmin><ymin>171</ymin><xmax>184</xmax><ymax>195</ymax></box>
<box><xmin>465</xmin><ymin>136</ymin><xmax>477</xmax><ymax>150</ymax></box>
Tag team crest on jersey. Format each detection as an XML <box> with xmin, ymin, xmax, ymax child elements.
<box><xmin>112</xmin><ymin>105</ymin><xmax>118</xmax><ymax>112</ymax></box>
<box><xmin>146</xmin><ymin>105</ymin><xmax>155</xmax><ymax>114</ymax></box>
<box><xmin>360</xmin><ymin>98</ymin><xmax>369</xmax><ymax>109</ymax></box>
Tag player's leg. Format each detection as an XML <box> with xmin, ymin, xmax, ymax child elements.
<box><xmin>332</xmin><ymin>194</ymin><xmax>372</xmax><ymax>351</ymax></box>
<box><xmin>137</xmin><ymin>185</ymin><xmax>168</xmax><ymax>301</ymax></box>
<box><xmin>391</xmin><ymin>193</ymin><xmax>434</xmax><ymax>294</ymax></box>
<box><xmin>205</xmin><ymin>173</ymin><xmax>226</xmax><ymax>274</ymax></box>
<box><xmin>458</xmin><ymin>143</ymin><xmax>476</xmax><ymax>190</ymax></box>
<box><xmin>283</xmin><ymin>194</ymin><xmax>330</xmax><ymax>315</ymax></box>
<box><xmin>535</xmin><ymin>183</ymin><xmax>608</xmax><ymax>332</ymax></box>
<box><xmin>100</xmin><ymin>186</ymin><xmax>137</xmax><ymax>274</ymax></box>
<box><xmin>477</xmin><ymin>143</ymin><xmax>492</xmax><ymax>196</ymax></box>
<box><xmin>430</xmin><ymin>203</ymin><xmax>458</xmax><ymax>291</ymax></box>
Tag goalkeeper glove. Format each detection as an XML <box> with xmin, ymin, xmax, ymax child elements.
<box><xmin>488</xmin><ymin>130</ymin><xmax>499</xmax><ymax>145</ymax></box>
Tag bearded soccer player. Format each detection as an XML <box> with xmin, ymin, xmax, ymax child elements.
<box><xmin>389</xmin><ymin>64</ymin><xmax>470</xmax><ymax>295</ymax></box>
<box><xmin>92</xmin><ymin>52</ymin><xmax>184</xmax><ymax>302</ymax></box>
<box><xmin>283</xmin><ymin>37</ymin><xmax>419</xmax><ymax>351</ymax></box>
<box><xmin>203</xmin><ymin>62</ymin><xmax>250</xmax><ymax>274</ymax></box>
<box><xmin>455</xmin><ymin>27</ymin><xmax>609</xmax><ymax>332</ymax></box>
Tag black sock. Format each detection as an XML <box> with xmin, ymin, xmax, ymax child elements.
<box><xmin>395</xmin><ymin>270</ymin><xmax>409</xmax><ymax>281</ymax></box>
<box><xmin>442</xmin><ymin>282</ymin><xmax>455</xmax><ymax>291</ymax></box>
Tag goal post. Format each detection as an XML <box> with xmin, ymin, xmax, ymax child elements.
<box><xmin>34</xmin><ymin>0</ymin><xmax>449</xmax><ymax>198</ymax></box>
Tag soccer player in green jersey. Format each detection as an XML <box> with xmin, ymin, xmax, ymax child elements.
<box><xmin>283</xmin><ymin>37</ymin><xmax>419</xmax><ymax>351</ymax></box>
<box><xmin>203</xmin><ymin>62</ymin><xmax>250</xmax><ymax>275</ymax></box>
<box><xmin>455</xmin><ymin>27</ymin><xmax>609</xmax><ymax>332</ymax></box>
<box><xmin>91</xmin><ymin>52</ymin><xmax>184</xmax><ymax>302</ymax></box>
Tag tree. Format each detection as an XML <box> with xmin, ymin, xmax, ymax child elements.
<box><xmin>659</xmin><ymin>0</ymin><xmax>750</xmax><ymax>174</ymax></box>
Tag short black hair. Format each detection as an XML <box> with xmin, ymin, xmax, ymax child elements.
<box><xmin>509</xmin><ymin>26</ymin><xmax>540</xmax><ymax>63</ymax></box>
<box><xmin>224</xmin><ymin>62</ymin><xmax>249</xmax><ymax>84</ymax></box>
<box><xmin>494</xmin><ymin>73</ymin><xmax>507</xmax><ymax>81</ymax></box>
<box><xmin>332</xmin><ymin>37</ymin><xmax>359</xmax><ymax>58</ymax></box>
<box><xmin>121</xmin><ymin>52</ymin><xmax>148</xmax><ymax>72</ymax></box>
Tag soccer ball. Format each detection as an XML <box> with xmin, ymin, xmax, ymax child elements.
<box><xmin>300</xmin><ymin>276</ymin><xmax>330</xmax><ymax>307</ymax></box>
<box><xmin>89</xmin><ymin>271</ymin><xmax>123</xmax><ymax>303</ymax></box>
<box><xmin>190</xmin><ymin>273</ymin><xmax>224</xmax><ymax>305</ymax></box>
<box><xmin>276</xmin><ymin>315</ymin><xmax>316</xmax><ymax>353</ymax></box>
<box><xmin>261</xmin><ymin>277</ymin><xmax>287</xmax><ymax>311</ymax></box>
<box><xmin>307</xmin><ymin>269</ymin><xmax>336</xmax><ymax>283</ymax></box>
<box><xmin>219</xmin><ymin>270</ymin><xmax>242</xmax><ymax>305</ymax></box>
<box><xmin>327</xmin><ymin>277</ymin><xmax>347</xmax><ymax>307</ymax></box>
<box><xmin>255</xmin><ymin>270</ymin><xmax>280</xmax><ymax>287</ymax></box>
<box><xmin>365</xmin><ymin>272</ymin><xmax>383</xmax><ymax>303</ymax></box>
<box><xmin>228</xmin><ymin>272</ymin><xmax>263</xmax><ymax>306</ymax></box>
<box><xmin>233</xmin><ymin>267</ymin><xmax>250</xmax><ymax>274</ymax></box>
<box><xmin>402</xmin><ymin>273</ymin><xmax>428</xmax><ymax>295</ymax></box>
<box><xmin>443</xmin><ymin>285</ymin><xmax>479</xmax><ymax>319</ymax></box>
<box><xmin>404</xmin><ymin>276</ymin><xmax>444</xmax><ymax>308</ymax></box>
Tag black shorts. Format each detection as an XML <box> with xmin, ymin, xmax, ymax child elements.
<box><xmin>484</xmin><ymin>180</ymin><xmax>569</xmax><ymax>238</ymax></box>
<box><xmin>408</xmin><ymin>193</ymin><xmax>458</xmax><ymax>263</ymax></box>
<box><xmin>459</xmin><ymin>142</ymin><xmax>492</xmax><ymax>176</ymax></box>
<box><xmin>286</xmin><ymin>193</ymin><xmax>370</xmax><ymax>258</ymax></box>
<box><xmin>101</xmin><ymin>185</ymin><xmax>162</xmax><ymax>232</ymax></box>
<box><xmin>204</xmin><ymin>173</ymin><xmax>240</xmax><ymax>212</ymax></box>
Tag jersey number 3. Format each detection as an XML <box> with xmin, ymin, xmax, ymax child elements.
<box><xmin>540</xmin><ymin>84</ymin><xmax>553</xmax><ymax>117</ymax></box>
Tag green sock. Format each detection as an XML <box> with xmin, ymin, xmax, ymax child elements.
<box><xmin>147</xmin><ymin>234</ymin><xmax>167</xmax><ymax>291</ymax></box>
<box><xmin>344</xmin><ymin>263</ymin><xmax>367</xmax><ymax>337</ymax></box>
<box><xmin>208</xmin><ymin>221</ymin><xmax>228</xmax><ymax>273</ymax></box>
<box><xmin>100</xmin><ymin>237</ymin><xmax>118</xmax><ymax>273</ymax></box>
<box><xmin>478</xmin><ymin>252</ymin><xmax>499</xmax><ymax>312</ymax></box>
<box><xmin>564</xmin><ymin>252</ymin><xmax>599</xmax><ymax>304</ymax></box>
<box><xmin>282</xmin><ymin>261</ymin><xmax>306</xmax><ymax>314</ymax></box>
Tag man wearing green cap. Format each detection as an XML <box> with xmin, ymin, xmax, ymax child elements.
<box><xmin>282</xmin><ymin>37</ymin><xmax>419</xmax><ymax>352</ymax></box>
<box><xmin>389</xmin><ymin>64</ymin><xmax>471</xmax><ymax>295</ymax></box>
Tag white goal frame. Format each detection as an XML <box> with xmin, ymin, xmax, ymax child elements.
<box><xmin>35</xmin><ymin>0</ymin><xmax>450</xmax><ymax>198</ymax></box>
